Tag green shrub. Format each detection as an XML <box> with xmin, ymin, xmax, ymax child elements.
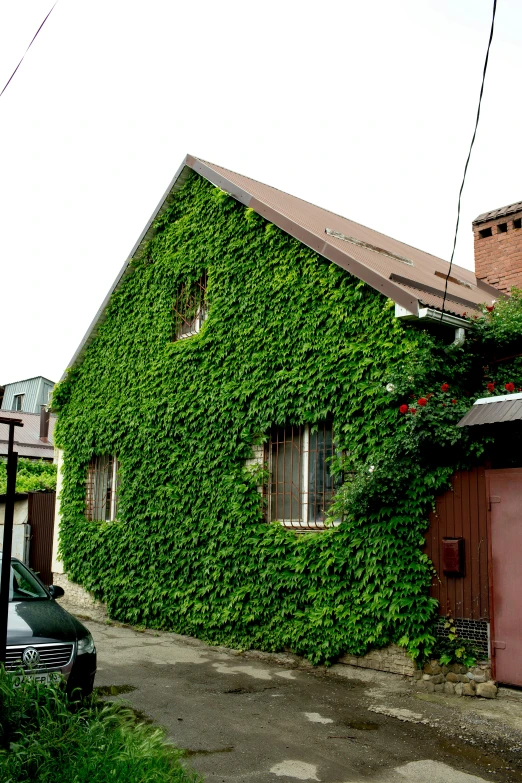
<box><xmin>0</xmin><ymin>459</ymin><xmax>57</xmax><ymax>494</ymax></box>
<box><xmin>0</xmin><ymin>670</ymin><xmax>199</xmax><ymax>783</ymax></box>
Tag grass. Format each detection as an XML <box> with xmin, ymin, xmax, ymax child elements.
<box><xmin>0</xmin><ymin>669</ymin><xmax>201</xmax><ymax>783</ymax></box>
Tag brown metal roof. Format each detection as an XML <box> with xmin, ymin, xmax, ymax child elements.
<box><xmin>66</xmin><ymin>154</ymin><xmax>502</xmax><ymax>375</ymax></box>
<box><xmin>0</xmin><ymin>411</ymin><xmax>55</xmax><ymax>460</ymax></box>
<box><xmin>457</xmin><ymin>393</ymin><xmax>522</xmax><ymax>427</ymax></box>
<box><xmin>473</xmin><ymin>200</ymin><xmax>522</xmax><ymax>225</ymax></box>
<box><xmin>192</xmin><ymin>157</ymin><xmax>496</xmax><ymax>319</ymax></box>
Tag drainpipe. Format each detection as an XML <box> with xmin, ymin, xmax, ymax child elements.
<box><xmin>394</xmin><ymin>305</ymin><xmax>468</xmax><ymax>350</ymax></box>
<box><xmin>447</xmin><ymin>327</ymin><xmax>466</xmax><ymax>351</ymax></box>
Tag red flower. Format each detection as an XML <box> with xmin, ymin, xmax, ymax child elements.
<box><xmin>486</xmin><ymin>382</ymin><xmax>495</xmax><ymax>392</ymax></box>
<box><xmin>486</xmin><ymin>305</ymin><xmax>494</xmax><ymax>313</ymax></box>
<box><xmin>441</xmin><ymin>383</ymin><xmax>450</xmax><ymax>392</ymax></box>
<box><xmin>417</xmin><ymin>397</ymin><xmax>428</xmax><ymax>407</ymax></box>
<box><xmin>505</xmin><ymin>382</ymin><xmax>515</xmax><ymax>393</ymax></box>
<box><xmin>452</xmin><ymin>399</ymin><xmax>457</xmax><ymax>404</ymax></box>
<box><xmin>409</xmin><ymin>408</ymin><xmax>417</xmax><ymax>414</ymax></box>
<box><xmin>399</xmin><ymin>404</ymin><xmax>408</xmax><ymax>414</ymax></box>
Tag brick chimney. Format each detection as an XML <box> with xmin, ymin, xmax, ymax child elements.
<box><xmin>473</xmin><ymin>201</ymin><xmax>522</xmax><ymax>294</ymax></box>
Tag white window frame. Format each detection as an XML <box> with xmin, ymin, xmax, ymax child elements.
<box><xmin>13</xmin><ymin>394</ymin><xmax>24</xmax><ymax>411</ymax></box>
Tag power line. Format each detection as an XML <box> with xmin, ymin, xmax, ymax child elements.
<box><xmin>440</xmin><ymin>0</ymin><xmax>497</xmax><ymax>320</ymax></box>
<box><xmin>0</xmin><ymin>1</ymin><xmax>59</xmax><ymax>100</ymax></box>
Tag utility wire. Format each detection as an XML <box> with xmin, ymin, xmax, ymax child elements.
<box><xmin>440</xmin><ymin>0</ymin><xmax>497</xmax><ymax>320</ymax></box>
<box><xmin>0</xmin><ymin>1</ymin><xmax>58</xmax><ymax>99</ymax></box>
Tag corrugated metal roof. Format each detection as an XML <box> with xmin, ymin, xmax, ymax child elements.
<box><xmin>197</xmin><ymin>158</ymin><xmax>495</xmax><ymax>319</ymax></box>
<box><xmin>66</xmin><ymin>154</ymin><xmax>503</xmax><ymax>375</ymax></box>
<box><xmin>0</xmin><ymin>411</ymin><xmax>56</xmax><ymax>460</ymax></box>
<box><xmin>457</xmin><ymin>394</ymin><xmax>522</xmax><ymax>427</ymax></box>
<box><xmin>473</xmin><ymin>201</ymin><xmax>522</xmax><ymax>225</ymax></box>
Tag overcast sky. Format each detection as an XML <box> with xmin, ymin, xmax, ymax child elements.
<box><xmin>1</xmin><ymin>0</ymin><xmax>521</xmax><ymax>385</ymax></box>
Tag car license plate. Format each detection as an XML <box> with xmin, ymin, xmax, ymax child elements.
<box><xmin>12</xmin><ymin>671</ymin><xmax>61</xmax><ymax>688</ymax></box>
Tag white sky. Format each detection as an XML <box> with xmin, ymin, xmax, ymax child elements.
<box><xmin>1</xmin><ymin>0</ymin><xmax>521</xmax><ymax>384</ymax></box>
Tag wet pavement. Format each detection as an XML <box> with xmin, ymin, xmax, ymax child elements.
<box><xmin>80</xmin><ymin>618</ymin><xmax>522</xmax><ymax>783</ymax></box>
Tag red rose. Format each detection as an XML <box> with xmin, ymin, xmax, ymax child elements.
<box><xmin>486</xmin><ymin>382</ymin><xmax>495</xmax><ymax>392</ymax></box>
<box><xmin>486</xmin><ymin>305</ymin><xmax>494</xmax><ymax>313</ymax></box>
<box><xmin>399</xmin><ymin>404</ymin><xmax>408</xmax><ymax>414</ymax></box>
<box><xmin>417</xmin><ymin>397</ymin><xmax>428</xmax><ymax>406</ymax></box>
<box><xmin>441</xmin><ymin>383</ymin><xmax>450</xmax><ymax>392</ymax></box>
<box><xmin>452</xmin><ymin>399</ymin><xmax>457</xmax><ymax>404</ymax></box>
<box><xmin>505</xmin><ymin>382</ymin><xmax>515</xmax><ymax>393</ymax></box>
<box><xmin>409</xmin><ymin>408</ymin><xmax>417</xmax><ymax>414</ymax></box>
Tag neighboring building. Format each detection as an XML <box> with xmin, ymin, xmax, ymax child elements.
<box><xmin>1</xmin><ymin>376</ymin><xmax>55</xmax><ymax>413</ymax></box>
<box><xmin>52</xmin><ymin>156</ymin><xmax>521</xmax><ymax>680</ymax></box>
<box><xmin>0</xmin><ymin>409</ymin><xmax>55</xmax><ymax>460</ymax></box>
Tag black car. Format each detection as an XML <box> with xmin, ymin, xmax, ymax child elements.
<box><xmin>3</xmin><ymin>557</ymin><xmax>96</xmax><ymax>697</ymax></box>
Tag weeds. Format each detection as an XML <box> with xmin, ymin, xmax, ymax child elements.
<box><xmin>0</xmin><ymin>669</ymin><xmax>200</xmax><ymax>782</ymax></box>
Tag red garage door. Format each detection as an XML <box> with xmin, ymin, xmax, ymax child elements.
<box><xmin>487</xmin><ymin>469</ymin><xmax>522</xmax><ymax>686</ymax></box>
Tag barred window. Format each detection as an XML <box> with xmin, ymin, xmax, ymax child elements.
<box><xmin>172</xmin><ymin>272</ymin><xmax>207</xmax><ymax>340</ymax></box>
<box><xmin>265</xmin><ymin>424</ymin><xmax>341</xmax><ymax>530</ymax></box>
<box><xmin>86</xmin><ymin>455</ymin><xmax>119</xmax><ymax>521</ymax></box>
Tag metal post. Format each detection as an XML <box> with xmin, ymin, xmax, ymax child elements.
<box><xmin>0</xmin><ymin>417</ymin><xmax>23</xmax><ymax>664</ymax></box>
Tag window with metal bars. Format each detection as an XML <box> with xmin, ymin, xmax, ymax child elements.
<box><xmin>172</xmin><ymin>272</ymin><xmax>208</xmax><ymax>340</ymax></box>
<box><xmin>265</xmin><ymin>424</ymin><xmax>341</xmax><ymax>530</ymax></box>
<box><xmin>86</xmin><ymin>455</ymin><xmax>119</xmax><ymax>521</ymax></box>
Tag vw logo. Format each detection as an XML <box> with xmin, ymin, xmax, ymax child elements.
<box><xmin>22</xmin><ymin>647</ymin><xmax>40</xmax><ymax>666</ymax></box>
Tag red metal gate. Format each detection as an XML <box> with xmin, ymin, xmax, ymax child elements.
<box><xmin>486</xmin><ymin>468</ymin><xmax>522</xmax><ymax>686</ymax></box>
<box><xmin>28</xmin><ymin>491</ymin><xmax>56</xmax><ymax>586</ymax></box>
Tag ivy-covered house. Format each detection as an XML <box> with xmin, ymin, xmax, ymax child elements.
<box><xmin>52</xmin><ymin>155</ymin><xmax>517</xmax><ymax>670</ymax></box>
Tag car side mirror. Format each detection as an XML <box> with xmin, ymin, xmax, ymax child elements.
<box><xmin>49</xmin><ymin>585</ymin><xmax>65</xmax><ymax>599</ymax></box>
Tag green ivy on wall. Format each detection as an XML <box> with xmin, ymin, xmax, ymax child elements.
<box><xmin>52</xmin><ymin>172</ymin><xmax>518</xmax><ymax>664</ymax></box>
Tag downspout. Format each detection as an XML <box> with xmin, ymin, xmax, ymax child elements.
<box><xmin>447</xmin><ymin>327</ymin><xmax>466</xmax><ymax>351</ymax></box>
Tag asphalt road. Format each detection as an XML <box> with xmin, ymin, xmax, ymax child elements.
<box><xmin>83</xmin><ymin>618</ymin><xmax>522</xmax><ymax>783</ymax></box>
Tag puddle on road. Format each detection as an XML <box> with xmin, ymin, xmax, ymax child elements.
<box><xmin>95</xmin><ymin>684</ymin><xmax>137</xmax><ymax>696</ymax></box>
<box><xmin>347</xmin><ymin>720</ymin><xmax>379</xmax><ymax>731</ymax></box>
<box><xmin>183</xmin><ymin>746</ymin><xmax>234</xmax><ymax>756</ymax></box>
<box><xmin>439</xmin><ymin>738</ymin><xmax>522</xmax><ymax>781</ymax></box>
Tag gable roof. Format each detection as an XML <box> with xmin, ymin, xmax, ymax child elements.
<box><xmin>0</xmin><ymin>411</ymin><xmax>56</xmax><ymax>460</ymax></box>
<box><xmin>65</xmin><ymin>155</ymin><xmax>501</xmax><ymax>376</ymax></box>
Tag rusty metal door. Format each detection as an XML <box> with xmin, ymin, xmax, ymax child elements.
<box><xmin>28</xmin><ymin>492</ymin><xmax>56</xmax><ymax>586</ymax></box>
<box><xmin>486</xmin><ymin>468</ymin><xmax>522</xmax><ymax>686</ymax></box>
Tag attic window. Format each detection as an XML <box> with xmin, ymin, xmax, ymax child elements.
<box><xmin>173</xmin><ymin>272</ymin><xmax>208</xmax><ymax>340</ymax></box>
<box><xmin>479</xmin><ymin>227</ymin><xmax>492</xmax><ymax>238</ymax></box>
<box><xmin>513</xmin><ymin>218</ymin><xmax>522</xmax><ymax>229</ymax></box>
<box><xmin>497</xmin><ymin>222</ymin><xmax>508</xmax><ymax>234</ymax></box>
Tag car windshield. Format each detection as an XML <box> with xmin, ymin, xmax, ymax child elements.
<box><xmin>0</xmin><ymin>556</ymin><xmax>48</xmax><ymax>601</ymax></box>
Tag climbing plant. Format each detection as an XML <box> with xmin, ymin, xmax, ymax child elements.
<box><xmin>52</xmin><ymin>172</ymin><xmax>518</xmax><ymax>664</ymax></box>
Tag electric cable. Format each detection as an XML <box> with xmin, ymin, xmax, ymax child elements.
<box><xmin>0</xmin><ymin>1</ymin><xmax>58</xmax><ymax>99</ymax></box>
<box><xmin>440</xmin><ymin>0</ymin><xmax>497</xmax><ymax>320</ymax></box>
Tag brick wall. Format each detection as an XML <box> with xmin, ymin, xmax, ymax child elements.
<box><xmin>473</xmin><ymin>208</ymin><xmax>522</xmax><ymax>293</ymax></box>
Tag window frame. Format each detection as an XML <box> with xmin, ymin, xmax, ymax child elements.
<box><xmin>264</xmin><ymin>423</ymin><xmax>341</xmax><ymax>531</ymax></box>
<box><xmin>85</xmin><ymin>455</ymin><xmax>119</xmax><ymax>522</ymax></box>
<box><xmin>172</xmin><ymin>272</ymin><xmax>208</xmax><ymax>341</ymax></box>
<box><xmin>13</xmin><ymin>394</ymin><xmax>24</xmax><ymax>411</ymax></box>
